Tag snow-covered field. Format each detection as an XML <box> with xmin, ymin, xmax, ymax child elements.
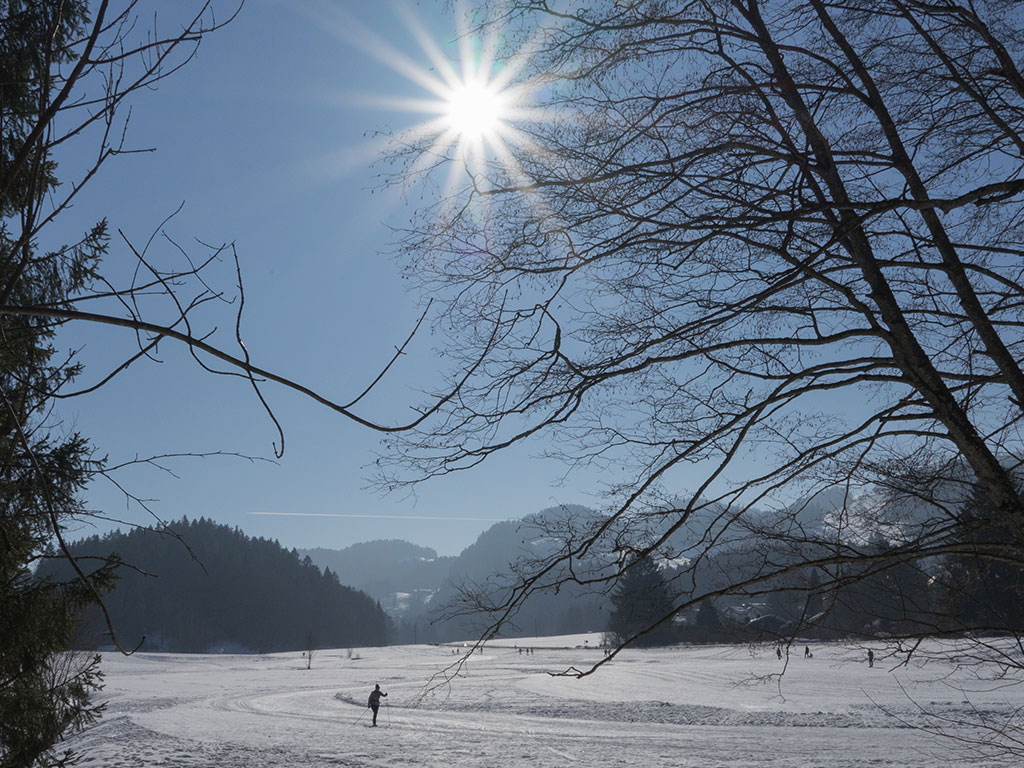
<box><xmin>68</xmin><ymin>635</ymin><xmax>1024</xmax><ymax>767</ymax></box>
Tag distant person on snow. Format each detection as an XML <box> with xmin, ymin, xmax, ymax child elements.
<box><xmin>868</xmin><ymin>649</ymin><xmax>874</xmax><ymax>668</ymax></box>
<box><xmin>368</xmin><ymin>684</ymin><xmax>387</xmax><ymax>726</ymax></box>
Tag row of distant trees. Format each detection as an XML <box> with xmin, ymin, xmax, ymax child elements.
<box><xmin>608</xmin><ymin>485</ymin><xmax>1024</xmax><ymax>648</ymax></box>
<box><xmin>36</xmin><ymin>498</ymin><xmax>1018</xmax><ymax>655</ymax></box>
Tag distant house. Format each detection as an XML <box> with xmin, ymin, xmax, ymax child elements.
<box><xmin>721</xmin><ymin>602</ymin><xmax>770</xmax><ymax>623</ymax></box>
<box><xmin>745</xmin><ymin>614</ymin><xmax>792</xmax><ymax>635</ymax></box>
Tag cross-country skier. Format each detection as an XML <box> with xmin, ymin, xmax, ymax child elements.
<box><xmin>368</xmin><ymin>684</ymin><xmax>387</xmax><ymax>726</ymax></box>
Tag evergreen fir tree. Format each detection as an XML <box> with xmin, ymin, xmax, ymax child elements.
<box><xmin>607</xmin><ymin>557</ymin><xmax>678</xmax><ymax>647</ymax></box>
<box><xmin>1</xmin><ymin>2</ymin><xmax>114</xmax><ymax>764</ymax></box>
<box><xmin>945</xmin><ymin>483</ymin><xmax>1024</xmax><ymax>632</ymax></box>
<box><xmin>692</xmin><ymin>600</ymin><xmax>724</xmax><ymax>643</ymax></box>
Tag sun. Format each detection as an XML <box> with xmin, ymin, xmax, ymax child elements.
<box><xmin>444</xmin><ymin>79</ymin><xmax>510</xmax><ymax>143</ymax></box>
<box><xmin>306</xmin><ymin>1</ymin><xmax>549</xmax><ymax>191</ymax></box>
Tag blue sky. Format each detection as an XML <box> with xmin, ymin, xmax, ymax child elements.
<box><xmin>52</xmin><ymin>0</ymin><xmax>605</xmax><ymax>557</ymax></box>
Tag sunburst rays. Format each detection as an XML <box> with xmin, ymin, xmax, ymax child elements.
<box><xmin>302</xmin><ymin>1</ymin><xmax>557</xmax><ymax>196</ymax></box>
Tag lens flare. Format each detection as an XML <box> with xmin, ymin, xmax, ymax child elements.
<box><xmin>301</xmin><ymin>0</ymin><xmax>552</xmax><ymax>196</ymax></box>
<box><xmin>445</xmin><ymin>80</ymin><xmax>509</xmax><ymax>142</ymax></box>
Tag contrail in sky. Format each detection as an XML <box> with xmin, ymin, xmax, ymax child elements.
<box><xmin>250</xmin><ymin>511</ymin><xmax>508</xmax><ymax>522</ymax></box>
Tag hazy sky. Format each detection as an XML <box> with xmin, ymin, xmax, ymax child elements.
<box><xmin>53</xmin><ymin>0</ymin><xmax>605</xmax><ymax>557</ymax></box>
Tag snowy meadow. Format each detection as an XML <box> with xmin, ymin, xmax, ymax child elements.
<box><xmin>68</xmin><ymin>636</ymin><xmax>1024</xmax><ymax>767</ymax></box>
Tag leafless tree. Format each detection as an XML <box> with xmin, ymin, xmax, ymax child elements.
<box><xmin>383</xmin><ymin>0</ymin><xmax>1024</xmax><ymax>752</ymax></box>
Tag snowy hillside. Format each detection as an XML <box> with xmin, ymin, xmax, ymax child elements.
<box><xmin>66</xmin><ymin>639</ymin><xmax>1023</xmax><ymax>766</ymax></box>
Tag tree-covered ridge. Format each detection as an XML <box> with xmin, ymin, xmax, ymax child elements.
<box><xmin>41</xmin><ymin>518</ymin><xmax>387</xmax><ymax>653</ymax></box>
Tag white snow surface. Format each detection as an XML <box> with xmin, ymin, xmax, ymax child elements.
<box><xmin>68</xmin><ymin>638</ymin><xmax>1024</xmax><ymax>767</ymax></box>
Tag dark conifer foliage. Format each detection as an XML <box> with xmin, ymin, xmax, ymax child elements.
<box><xmin>1</xmin><ymin>2</ymin><xmax>111</xmax><ymax>763</ymax></box>
<box><xmin>607</xmin><ymin>558</ymin><xmax>679</xmax><ymax>648</ymax></box>
<box><xmin>39</xmin><ymin>518</ymin><xmax>388</xmax><ymax>653</ymax></box>
<box><xmin>690</xmin><ymin>601</ymin><xmax>726</xmax><ymax>643</ymax></box>
<box><xmin>941</xmin><ymin>484</ymin><xmax>1024</xmax><ymax>633</ymax></box>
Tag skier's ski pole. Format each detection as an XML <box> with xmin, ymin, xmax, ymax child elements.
<box><xmin>352</xmin><ymin>703</ymin><xmax>371</xmax><ymax>726</ymax></box>
<box><xmin>385</xmin><ymin>692</ymin><xmax>391</xmax><ymax>728</ymax></box>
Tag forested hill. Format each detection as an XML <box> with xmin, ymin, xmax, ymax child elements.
<box><xmin>39</xmin><ymin>518</ymin><xmax>387</xmax><ymax>653</ymax></box>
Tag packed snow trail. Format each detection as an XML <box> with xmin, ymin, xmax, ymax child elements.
<box><xmin>68</xmin><ymin>639</ymin><xmax>1023</xmax><ymax>767</ymax></box>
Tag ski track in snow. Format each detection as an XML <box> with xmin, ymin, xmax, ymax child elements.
<box><xmin>66</xmin><ymin>638</ymin><xmax>1024</xmax><ymax>767</ymax></box>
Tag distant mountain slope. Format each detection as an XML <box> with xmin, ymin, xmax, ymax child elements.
<box><xmin>301</xmin><ymin>539</ymin><xmax>455</xmax><ymax>613</ymax></box>
<box><xmin>415</xmin><ymin>506</ymin><xmax>610</xmax><ymax>642</ymax></box>
<box><xmin>40</xmin><ymin>517</ymin><xmax>387</xmax><ymax>653</ymax></box>
<box><xmin>301</xmin><ymin>507</ymin><xmax>611</xmax><ymax>642</ymax></box>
